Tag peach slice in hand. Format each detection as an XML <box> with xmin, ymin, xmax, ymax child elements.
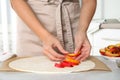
<box><xmin>67</xmin><ymin>51</ymin><xmax>81</xmax><ymax>57</ymax></box>
<box><xmin>64</xmin><ymin>56</ymin><xmax>80</xmax><ymax>65</ymax></box>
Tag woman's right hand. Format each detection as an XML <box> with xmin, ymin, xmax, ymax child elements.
<box><xmin>42</xmin><ymin>34</ymin><xmax>68</xmax><ymax>61</ymax></box>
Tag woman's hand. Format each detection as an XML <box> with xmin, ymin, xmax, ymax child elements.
<box><xmin>42</xmin><ymin>34</ymin><xmax>68</xmax><ymax>61</ymax></box>
<box><xmin>74</xmin><ymin>31</ymin><xmax>91</xmax><ymax>61</ymax></box>
<box><xmin>74</xmin><ymin>0</ymin><xmax>96</xmax><ymax>61</ymax></box>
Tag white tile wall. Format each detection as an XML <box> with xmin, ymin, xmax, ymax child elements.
<box><xmin>104</xmin><ymin>0</ymin><xmax>120</xmax><ymax>19</ymax></box>
<box><xmin>93</xmin><ymin>0</ymin><xmax>120</xmax><ymax>19</ymax></box>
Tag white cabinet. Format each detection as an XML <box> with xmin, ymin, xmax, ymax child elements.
<box><xmin>93</xmin><ymin>0</ymin><xmax>120</xmax><ymax>19</ymax></box>
<box><xmin>103</xmin><ymin>0</ymin><xmax>120</xmax><ymax>19</ymax></box>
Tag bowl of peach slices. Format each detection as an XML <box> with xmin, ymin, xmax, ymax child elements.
<box><xmin>99</xmin><ymin>43</ymin><xmax>120</xmax><ymax>60</ymax></box>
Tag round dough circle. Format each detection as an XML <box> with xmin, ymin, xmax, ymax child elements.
<box><xmin>9</xmin><ymin>56</ymin><xmax>95</xmax><ymax>73</ymax></box>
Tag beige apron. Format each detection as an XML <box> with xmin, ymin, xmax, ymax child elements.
<box><xmin>16</xmin><ymin>0</ymin><xmax>80</xmax><ymax>57</ymax></box>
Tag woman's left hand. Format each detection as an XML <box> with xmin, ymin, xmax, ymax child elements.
<box><xmin>74</xmin><ymin>31</ymin><xmax>91</xmax><ymax>61</ymax></box>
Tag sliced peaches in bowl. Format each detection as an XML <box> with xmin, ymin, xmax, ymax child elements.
<box><xmin>99</xmin><ymin>43</ymin><xmax>120</xmax><ymax>60</ymax></box>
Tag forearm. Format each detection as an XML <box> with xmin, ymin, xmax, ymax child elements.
<box><xmin>10</xmin><ymin>0</ymin><xmax>50</xmax><ymax>41</ymax></box>
<box><xmin>78</xmin><ymin>0</ymin><xmax>97</xmax><ymax>32</ymax></box>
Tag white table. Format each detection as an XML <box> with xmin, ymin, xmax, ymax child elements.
<box><xmin>0</xmin><ymin>56</ymin><xmax>120</xmax><ymax>80</ymax></box>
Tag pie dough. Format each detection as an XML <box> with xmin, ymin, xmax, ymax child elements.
<box><xmin>9</xmin><ymin>56</ymin><xmax>95</xmax><ymax>73</ymax></box>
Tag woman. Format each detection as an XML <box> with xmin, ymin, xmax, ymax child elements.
<box><xmin>10</xmin><ymin>0</ymin><xmax>96</xmax><ymax>61</ymax></box>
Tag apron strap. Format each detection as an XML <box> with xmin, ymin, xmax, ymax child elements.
<box><xmin>55</xmin><ymin>0</ymin><xmax>64</xmax><ymax>47</ymax></box>
<box><xmin>40</xmin><ymin>0</ymin><xmax>49</xmax><ymax>2</ymax></box>
<box><xmin>62</xmin><ymin>5</ymin><xmax>74</xmax><ymax>52</ymax></box>
<box><xmin>56</xmin><ymin>0</ymin><xmax>74</xmax><ymax>52</ymax></box>
<box><xmin>59</xmin><ymin>0</ymin><xmax>63</xmax><ymax>3</ymax></box>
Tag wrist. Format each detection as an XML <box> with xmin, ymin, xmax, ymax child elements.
<box><xmin>77</xmin><ymin>25</ymin><xmax>88</xmax><ymax>33</ymax></box>
<box><xmin>40</xmin><ymin>31</ymin><xmax>51</xmax><ymax>42</ymax></box>
<box><xmin>76</xmin><ymin>28</ymin><xmax>87</xmax><ymax>34</ymax></box>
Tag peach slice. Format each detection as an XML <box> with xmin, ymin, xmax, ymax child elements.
<box><xmin>99</xmin><ymin>49</ymin><xmax>105</xmax><ymax>55</ymax></box>
<box><xmin>105</xmin><ymin>51</ymin><xmax>120</xmax><ymax>57</ymax></box>
<box><xmin>67</xmin><ymin>51</ymin><xmax>81</xmax><ymax>57</ymax></box>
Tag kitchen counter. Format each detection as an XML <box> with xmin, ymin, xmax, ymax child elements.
<box><xmin>0</xmin><ymin>56</ymin><xmax>120</xmax><ymax>80</ymax></box>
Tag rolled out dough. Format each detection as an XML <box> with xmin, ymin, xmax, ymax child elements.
<box><xmin>9</xmin><ymin>56</ymin><xmax>95</xmax><ymax>73</ymax></box>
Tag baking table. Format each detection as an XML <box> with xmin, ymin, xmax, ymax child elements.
<box><xmin>0</xmin><ymin>56</ymin><xmax>120</xmax><ymax>80</ymax></box>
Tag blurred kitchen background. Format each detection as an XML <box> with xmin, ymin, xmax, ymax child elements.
<box><xmin>0</xmin><ymin>0</ymin><xmax>120</xmax><ymax>55</ymax></box>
